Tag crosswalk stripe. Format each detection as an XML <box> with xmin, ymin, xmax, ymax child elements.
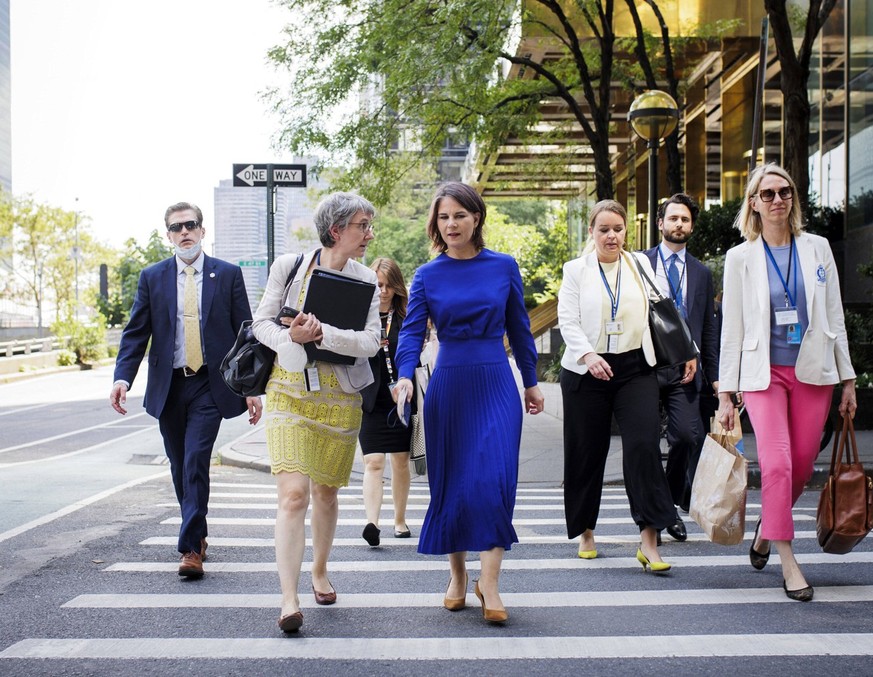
<box><xmin>159</xmin><ymin>515</ymin><xmax>813</xmax><ymax>527</ymax></box>
<box><xmin>207</xmin><ymin>492</ymin><xmax>618</xmax><ymax>502</ymax></box>
<box><xmin>210</xmin><ymin>483</ymin><xmax>593</xmax><ymax>495</ymax></box>
<box><xmin>60</xmin><ymin>586</ymin><xmax>873</xmax><ymax>610</ymax></box>
<box><xmin>138</xmin><ymin>530</ymin><xmax>828</xmax><ymax>549</ymax></box>
<box><xmin>101</xmin><ymin>551</ymin><xmax>873</xmax><ymax>573</ymax></box>
<box><xmin>7</xmin><ymin>634</ymin><xmax>872</xmax><ymax>660</ymax></box>
<box><xmin>158</xmin><ymin>502</ymin><xmax>637</xmax><ymax>512</ymax></box>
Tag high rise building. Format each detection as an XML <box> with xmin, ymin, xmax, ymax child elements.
<box><xmin>0</xmin><ymin>0</ymin><xmax>10</xmax><ymax>193</ymax></box>
<box><xmin>212</xmin><ymin>168</ymin><xmax>325</xmax><ymax>311</ymax></box>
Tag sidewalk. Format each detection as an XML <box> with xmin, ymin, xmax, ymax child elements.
<box><xmin>218</xmin><ymin>383</ymin><xmax>873</xmax><ymax>488</ymax></box>
<box><xmin>219</xmin><ymin>379</ymin><xmax>873</xmax><ymax>489</ymax></box>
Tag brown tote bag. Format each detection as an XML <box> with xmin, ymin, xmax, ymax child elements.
<box><xmin>816</xmin><ymin>416</ymin><xmax>873</xmax><ymax>554</ymax></box>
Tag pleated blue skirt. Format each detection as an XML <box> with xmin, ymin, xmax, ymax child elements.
<box><xmin>417</xmin><ymin>338</ymin><xmax>523</xmax><ymax>555</ymax></box>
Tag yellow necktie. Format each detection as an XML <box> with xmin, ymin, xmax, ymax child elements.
<box><xmin>183</xmin><ymin>266</ymin><xmax>203</xmax><ymax>372</ymax></box>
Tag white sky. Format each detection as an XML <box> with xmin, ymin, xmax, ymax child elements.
<box><xmin>11</xmin><ymin>0</ymin><xmax>300</xmax><ymax>249</ymax></box>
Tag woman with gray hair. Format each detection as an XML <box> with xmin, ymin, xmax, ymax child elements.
<box><xmin>252</xmin><ymin>191</ymin><xmax>382</xmax><ymax>633</ymax></box>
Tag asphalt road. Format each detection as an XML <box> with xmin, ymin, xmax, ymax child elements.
<box><xmin>1</xmin><ymin>367</ymin><xmax>873</xmax><ymax>675</ymax></box>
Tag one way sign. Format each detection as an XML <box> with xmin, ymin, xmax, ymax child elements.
<box><xmin>232</xmin><ymin>163</ymin><xmax>307</xmax><ymax>188</ymax></box>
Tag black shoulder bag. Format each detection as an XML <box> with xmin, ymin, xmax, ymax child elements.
<box><xmin>632</xmin><ymin>254</ymin><xmax>698</xmax><ymax>368</ymax></box>
<box><xmin>221</xmin><ymin>254</ymin><xmax>304</xmax><ymax>397</ymax></box>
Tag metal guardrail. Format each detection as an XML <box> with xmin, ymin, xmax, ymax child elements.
<box><xmin>0</xmin><ymin>337</ymin><xmax>63</xmax><ymax>357</ymax></box>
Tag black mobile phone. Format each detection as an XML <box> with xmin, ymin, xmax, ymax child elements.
<box><xmin>275</xmin><ymin>306</ymin><xmax>299</xmax><ymax>322</ymax></box>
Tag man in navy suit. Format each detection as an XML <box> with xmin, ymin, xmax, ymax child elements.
<box><xmin>110</xmin><ymin>202</ymin><xmax>262</xmax><ymax>577</ymax></box>
<box><xmin>645</xmin><ymin>194</ymin><xmax>719</xmax><ymax>541</ymax></box>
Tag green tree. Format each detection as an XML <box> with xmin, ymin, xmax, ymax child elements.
<box><xmin>488</xmin><ymin>201</ymin><xmax>570</xmax><ymax>305</ymax></box>
<box><xmin>686</xmin><ymin>198</ymin><xmax>744</xmax><ymax>262</ymax></box>
<box><xmin>765</xmin><ymin>0</ymin><xmax>837</xmax><ymax>220</ymax></box>
<box><xmin>268</xmin><ymin>1</ymin><xmax>731</xmax><ymax>204</ymax></box>
<box><xmin>99</xmin><ymin>230</ymin><xmax>172</xmax><ymax>326</ymax></box>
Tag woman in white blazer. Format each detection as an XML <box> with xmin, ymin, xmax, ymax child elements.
<box><xmin>558</xmin><ymin>200</ymin><xmax>696</xmax><ymax>573</ymax></box>
<box><xmin>252</xmin><ymin>192</ymin><xmax>381</xmax><ymax>633</ymax></box>
<box><xmin>717</xmin><ymin>164</ymin><xmax>856</xmax><ymax>602</ymax></box>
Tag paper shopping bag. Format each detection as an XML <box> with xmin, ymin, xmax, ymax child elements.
<box><xmin>690</xmin><ymin>433</ymin><xmax>748</xmax><ymax>545</ymax></box>
<box><xmin>710</xmin><ymin>414</ymin><xmax>742</xmax><ymax>447</ymax></box>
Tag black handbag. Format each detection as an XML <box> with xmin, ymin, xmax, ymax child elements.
<box><xmin>632</xmin><ymin>255</ymin><xmax>698</xmax><ymax>368</ymax></box>
<box><xmin>220</xmin><ymin>254</ymin><xmax>304</xmax><ymax>397</ymax></box>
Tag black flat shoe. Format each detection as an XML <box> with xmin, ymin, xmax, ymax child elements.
<box><xmin>783</xmin><ymin>580</ymin><xmax>814</xmax><ymax>602</ymax></box>
<box><xmin>749</xmin><ymin>519</ymin><xmax>770</xmax><ymax>571</ymax></box>
<box><xmin>394</xmin><ymin>526</ymin><xmax>411</xmax><ymax>538</ymax></box>
<box><xmin>666</xmin><ymin>518</ymin><xmax>687</xmax><ymax>542</ymax></box>
<box><xmin>362</xmin><ymin>522</ymin><xmax>380</xmax><ymax>546</ymax></box>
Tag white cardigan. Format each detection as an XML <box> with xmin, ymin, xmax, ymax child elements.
<box><xmin>718</xmin><ymin>231</ymin><xmax>855</xmax><ymax>393</ymax></box>
<box><xmin>558</xmin><ymin>249</ymin><xmax>657</xmax><ymax>376</ymax></box>
<box><xmin>251</xmin><ymin>250</ymin><xmax>381</xmax><ymax>393</ymax></box>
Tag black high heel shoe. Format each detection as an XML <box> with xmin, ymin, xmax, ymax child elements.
<box><xmin>749</xmin><ymin>519</ymin><xmax>770</xmax><ymax>571</ymax></box>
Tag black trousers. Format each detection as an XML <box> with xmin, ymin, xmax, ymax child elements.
<box><xmin>561</xmin><ymin>349</ymin><xmax>678</xmax><ymax>539</ymax></box>
<box><xmin>658</xmin><ymin>366</ymin><xmax>705</xmax><ymax>512</ymax></box>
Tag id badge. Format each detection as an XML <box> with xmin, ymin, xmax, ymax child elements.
<box><xmin>606</xmin><ymin>321</ymin><xmax>623</xmax><ymax>335</ymax></box>
<box><xmin>606</xmin><ymin>334</ymin><xmax>620</xmax><ymax>353</ymax></box>
<box><xmin>304</xmin><ymin>366</ymin><xmax>321</xmax><ymax>392</ymax></box>
<box><xmin>775</xmin><ymin>307</ymin><xmax>799</xmax><ymax>326</ymax></box>
<box><xmin>786</xmin><ymin>323</ymin><xmax>802</xmax><ymax>345</ymax></box>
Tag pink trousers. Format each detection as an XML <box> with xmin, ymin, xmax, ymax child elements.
<box><xmin>743</xmin><ymin>365</ymin><xmax>833</xmax><ymax>541</ymax></box>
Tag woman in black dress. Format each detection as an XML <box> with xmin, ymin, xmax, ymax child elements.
<box><xmin>359</xmin><ymin>257</ymin><xmax>414</xmax><ymax>546</ymax></box>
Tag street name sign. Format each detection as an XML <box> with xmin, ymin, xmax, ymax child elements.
<box><xmin>238</xmin><ymin>260</ymin><xmax>267</xmax><ymax>267</ymax></box>
<box><xmin>233</xmin><ymin>163</ymin><xmax>307</xmax><ymax>188</ymax></box>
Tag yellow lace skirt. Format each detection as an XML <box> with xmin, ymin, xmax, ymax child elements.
<box><xmin>264</xmin><ymin>364</ymin><xmax>363</xmax><ymax>487</ymax></box>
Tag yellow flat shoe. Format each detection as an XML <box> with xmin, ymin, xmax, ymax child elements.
<box><xmin>577</xmin><ymin>547</ymin><xmax>598</xmax><ymax>560</ymax></box>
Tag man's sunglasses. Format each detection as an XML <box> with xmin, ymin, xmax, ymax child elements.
<box><xmin>167</xmin><ymin>220</ymin><xmax>202</xmax><ymax>233</ymax></box>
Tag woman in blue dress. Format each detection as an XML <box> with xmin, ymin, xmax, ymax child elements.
<box><xmin>392</xmin><ymin>182</ymin><xmax>545</xmax><ymax>625</ymax></box>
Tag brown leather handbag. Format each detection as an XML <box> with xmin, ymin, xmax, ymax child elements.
<box><xmin>816</xmin><ymin>416</ymin><xmax>873</xmax><ymax>554</ymax></box>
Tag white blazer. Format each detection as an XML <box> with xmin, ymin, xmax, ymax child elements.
<box><xmin>718</xmin><ymin>231</ymin><xmax>855</xmax><ymax>392</ymax></box>
<box><xmin>251</xmin><ymin>250</ymin><xmax>381</xmax><ymax>393</ymax></box>
<box><xmin>558</xmin><ymin>249</ymin><xmax>657</xmax><ymax>376</ymax></box>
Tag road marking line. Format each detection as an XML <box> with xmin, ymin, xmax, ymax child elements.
<box><xmin>59</xmin><ymin>587</ymin><xmax>873</xmax><ymax>610</ymax></box>
<box><xmin>138</xmin><ymin>531</ymin><xmax>826</xmax><ymax>548</ymax></box>
<box><xmin>102</xmin><ymin>552</ymin><xmax>873</xmax><ymax>573</ymax></box>
<box><xmin>0</xmin><ymin>412</ymin><xmax>150</xmax><ymax>454</ymax></box>
<box><xmin>0</xmin><ymin>426</ymin><xmax>158</xmax><ymax>469</ymax></box>
<box><xmin>158</xmin><ymin>515</ymin><xmax>815</xmax><ymax>527</ymax></box>
<box><xmin>156</xmin><ymin>502</ymin><xmax>632</xmax><ymax>512</ymax></box>
<box><xmin>0</xmin><ymin>469</ymin><xmax>169</xmax><ymax>544</ymax></box>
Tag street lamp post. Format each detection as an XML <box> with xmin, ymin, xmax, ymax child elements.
<box><xmin>628</xmin><ymin>91</ymin><xmax>680</xmax><ymax>249</ymax></box>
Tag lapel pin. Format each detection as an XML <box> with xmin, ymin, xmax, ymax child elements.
<box><xmin>210</xmin><ymin>272</ymin><xmax>216</xmax><ymax>278</ymax></box>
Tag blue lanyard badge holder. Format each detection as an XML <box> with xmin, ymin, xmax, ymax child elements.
<box><xmin>764</xmin><ymin>236</ymin><xmax>801</xmax><ymax>345</ymax></box>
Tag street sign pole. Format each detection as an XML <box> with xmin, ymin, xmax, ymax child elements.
<box><xmin>231</xmin><ymin>163</ymin><xmax>307</xmax><ymax>270</ymax></box>
<box><xmin>266</xmin><ymin>163</ymin><xmax>275</xmax><ymax>268</ymax></box>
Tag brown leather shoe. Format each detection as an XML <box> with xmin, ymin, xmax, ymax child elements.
<box><xmin>200</xmin><ymin>538</ymin><xmax>208</xmax><ymax>561</ymax></box>
<box><xmin>178</xmin><ymin>551</ymin><xmax>203</xmax><ymax>578</ymax></box>
<box><xmin>312</xmin><ymin>582</ymin><xmax>337</xmax><ymax>605</ymax></box>
<box><xmin>278</xmin><ymin>611</ymin><xmax>304</xmax><ymax>633</ymax></box>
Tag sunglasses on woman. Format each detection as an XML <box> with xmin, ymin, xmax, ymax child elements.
<box><xmin>756</xmin><ymin>187</ymin><xmax>793</xmax><ymax>202</ymax></box>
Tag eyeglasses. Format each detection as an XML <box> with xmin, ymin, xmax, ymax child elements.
<box><xmin>755</xmin><ymin>187</ymin><xmax>793</xmax><ymax>202</ymax></box>
<box><xmin>347</xmin><ymin>221</ymin><xmax>375</xmax><ymax>234</ymax></box>
<box><xmin>167</xmin><ymin>220</ymin><xmax>202</xmax><ymax>233</ymax></box>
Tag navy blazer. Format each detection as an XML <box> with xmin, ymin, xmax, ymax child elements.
<box><xmin>645</xmin><ymin>247</ymin><xmax>719</xmax><ymax>390</ymax></box>
<box><xmin>114</xmin><ymin>254</ymin><xmax>251</xmax><ymax>420</ymax></box>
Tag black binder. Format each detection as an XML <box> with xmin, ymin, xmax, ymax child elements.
<box><xmin>302</xmin><ymin>267</ymin><xmax>376</xmax><ymax>365</ymax></box>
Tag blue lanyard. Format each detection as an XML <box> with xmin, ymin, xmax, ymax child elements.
<box><xmin>762</xmin><ymin>235</ymin><xmax>798</xmax><ymax>307</ymax></box>
<box><xmin>657</xmin><ymin>248</ymin><xmax>686</xmax><ymax>307</ymax></box>
<box><xmin>598</xmin><ymin>259</ymin><xmax>621</xmax><ymax>321</ymax></box>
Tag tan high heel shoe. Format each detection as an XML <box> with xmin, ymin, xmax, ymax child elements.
<box><xmin>474</xmin><ymin>580</ymin><xmax>508</xmax><ymax>624</ymax></box>
<box><xmin>443</xmin><ymin>573</ymin><xmax>468</xmax><ymax>611</ymax></box>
